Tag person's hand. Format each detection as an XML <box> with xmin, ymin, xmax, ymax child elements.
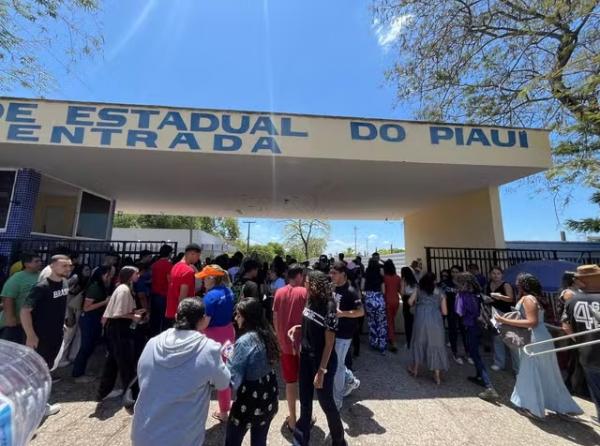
<box><xmin>491</xmin><ymin>293</ymin><xmax>502</xmax><ymax>300</ymax></box>
<box><xmin>26</xmin><ymin>334</ymin><xmax>39</xmax><ymax>350</ymax></box>
<box><xmin>336</xmin><ymin>309</ymin><xmax>345</xmax><ymax>317</ymax></box>
<box><xmin>495</xmin><ymin>316</ymin><xmax>506</xmax><ymax>324</ymax></box>
<box><xmin>314</xmin><ymin>370</ymin><xmax>325</xmax><ymax>389</ymax></box>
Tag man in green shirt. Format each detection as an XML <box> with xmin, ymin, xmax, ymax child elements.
<box><xmin>0</xmin><ymin>252</ymin><xmax>42</xmax><ymax>343</ymax></box>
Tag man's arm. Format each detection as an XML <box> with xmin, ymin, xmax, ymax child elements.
<box><xmin>20</xmin><ymin>307</ymin><xmax>38</xmax><ymax>349</ymax></box>
<box><xmin>179</xmin><ymin>284</ymin><xmax>189</xmax><ymax>304</ymax></box>
<box><xmin>1</xmin><ymin>297</ymin><xmax>17</xmax><ymax>326</ymax></box>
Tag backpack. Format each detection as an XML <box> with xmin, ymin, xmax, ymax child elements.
<box><xmin>231</xmin><ymin>279</ymin><xmax>245</xmax><ymax>305</ymax></box>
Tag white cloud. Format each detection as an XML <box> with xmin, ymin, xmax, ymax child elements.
<box><xmin>108</xmin><ymin>0</ymin><xmax>157</xmax><ymax>60</ymax></box>
<box><xmin>368</xmin><ymin>234</ymin><xmax>378</xmax><ymax>240</ymax></box>
<box><xmin>372</xmin><ymin>15</ymin><xmax>412</xmax><ymax>48</ymax></box>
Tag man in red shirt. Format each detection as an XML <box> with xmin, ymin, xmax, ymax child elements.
<box><xmin>165</xmin><ymin>244</ymin><xmax>201</xmax><ymax>327</ymax></box>
<box><xmin>273</xmin><ymin>264</ymin><xmax>307</xmax><ymax>432</ymax></box>
<box><xmin>149</xmin><ymin>244</ymin><xmax>173</xmax><ymax>335</ymax></box>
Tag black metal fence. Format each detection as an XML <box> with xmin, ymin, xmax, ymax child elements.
<box><xmin>0</xmin><ymin>238</ymin><xmax>179</xmax><ymax>272</ymax></box>
<box><xmin>426</xmin><ymin>246</ymin><xmax>600</xmax><ymax>277</ymax></box>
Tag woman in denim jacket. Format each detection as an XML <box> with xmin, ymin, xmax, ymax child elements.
<box><xmin>225</xmin><ymin>298</ymin><xmax>280</xmax><ymax>446</ymax></box>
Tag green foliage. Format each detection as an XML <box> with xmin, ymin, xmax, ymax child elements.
<box><xmin>283</xmin><ymin>219</ymin><xmax>330</xmax><ymax>260</ymax></box>
<box><xmin>566</xmin><ymin>191</ymin><xmax>600</xmax><ymax>233</ymax></box>
<box><xmin>286</xmin><ymin>237</ymin><xmax>327</xmax><ymax>261</ymax></box>
<box><xmin>113</xmin><ymin>213</ymin><xmax>241</xmax><ymax>240</ymax></box>
<box><xmin>374</xmin><ymin>0</ymin><xmax>600</xmax><ymax>215</ymax></box>
<box><xmin>248</xmin><ymin>242</ymin><xmax>286</xmax><ymax>264</ymax></box>
<box><xmin>0</xmin><ymin>0</ymin><xmax>101</xmax><ymax>92</ymax></box>
<box><xmin>378</xmin><ymin>248</ymin><xmax>405</xmax><ymax>255</ymax></box>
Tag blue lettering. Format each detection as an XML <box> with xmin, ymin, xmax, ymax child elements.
<box><xmin>430</xmin><ymin>126</ymin><xmax>453</xmax><ymax>144</ymax></box>
<box><xmin>126</xmin><ymin>130</ymin><xmax>157</xmax><ymax>148</ymax></box>
<box><xmin>222</xmin><ymin>115</ymin><xmax>250</xmax><ymax>134</ymax></box>
<box><xmin>455</xmin><ymin>128</ymin><xmax>464</xmax><ymax>145</ymax></box>
<box><xmin>250</xmin><ymin>116</ymin><xmax>279</xmax><ymax>135</ymax></box>
<box><xmin>91</xmin><ymin>128</ymin><xmax>122</xmax><ymax>145</ymax></box>
<box><xmin>169</xmin><ymin>132</ymin><xmax>200</xmax><ymax>150</ymax></box>
<box><xmin>158</xmin><ymin>111</ymin><xmax>188</xmax><ymax>131</ymax></box>
<box><xmin>214</xmin><ymin>134</ymin><xmax>242</xmax><ymax>151</ymax></box>
<box><xmin>190</xmin><ymin>112</ymin><xmax>219</xmax><ymax>132</ymax></box>
<box><xmin>50</xmin><ymin>126</ymin><xmax>84</xmax><ymax>144</ymax></box>
<box><xmin>519</xmin><ymin>131</ymin><xmax>529</xmax><ymax>148</ymax></box>
<box><xmin>130</xmin><ymin>109</ymin><xmax>160</xmax><ymax>129</ymax></box>
<box><xmin>350</xmin><ymin>122</ymin><xmax>377</xmax><ymax>140</ymax></box>
<box><xmin>6</xmin><ymin>102</ymin><xmax>37</xmax><ymax>123</ymax></box>
<box><xmin>491</xmin><ymin>129</ymin><xmax>516</xmax><ymax>147</ymax></box>
<box><xmin>380</xmin><ymin>124</ymin><xmax>406</xmax><ymax>142</ymax></box>
<box><xmin>281</xmin><ymin>117</ymin><xmax>308</xmax><ymax>137</ymax></box>
<box><xmin>466</xmin><ymin>128</ymin><xmax>491</xmax><ymax>146</ymax></box>
<box><xmin>66</xmin><ymin>105</ymin><xmax>96</xmax><ymax>126</ymax></box>
<box><xmin>97</xmin><ymin>108</ymin><xmax>128</xmax><ymax>127</ymax></box>
<box><xmin>7</xmin><ymin>124</ymin><xmax>40</xmax><ymax>141</ymax></box>
<box><xmin>252</xmin><ymin>136</ymin><xmax>281</xmax><ymax>153</ymax></box>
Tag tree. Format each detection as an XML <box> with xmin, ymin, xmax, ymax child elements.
<box><xmin>113</xmin><ymin>213</ymin><xmax>241</xmax><ymax>241</ymax></box>
<box><xmin>249</xmin><ymin>242</ymin><xmax>285</xmax><ymax>264</ymax></box>
<box><xmin>283</xmin><ymin>219</ymin><xmax>330</xmax><ymax>261</ymax></box>
<box><xmin>286</xmin><ymin>237</ymin><xmax>328</xmax><ymax>262</ymax></box>
<box><xmin>1</xmin><ymin>0</ymin><xmax>102</xmax><ymax>92</ymax></box>
<box><xmin>374</xmin><ymin>1</ymin><xmax>600</xmax><ymax>226</ymax></box>
<box><xmin>567</xmin><ymin>191</ymin><xmax>600</xmax><ymax>233</ymax></box>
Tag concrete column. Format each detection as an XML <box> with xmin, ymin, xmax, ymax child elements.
<box><xmin>404</xmin><ymin>186</ymin><xmax>506</xmax><ymax>266</ymax></box>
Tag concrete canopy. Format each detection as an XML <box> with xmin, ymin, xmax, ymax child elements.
<box><xmin>0</xmin><ymin>98</ymin><xmax>552</xmax><ymax>219</ymax></box>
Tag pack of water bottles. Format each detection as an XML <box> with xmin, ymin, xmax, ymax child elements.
<box><xmin>0</xmin><ymin>340</ymin><xmax>51</xmax><ymax>446</ymax></box>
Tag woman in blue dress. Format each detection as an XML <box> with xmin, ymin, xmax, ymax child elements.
<box><xmin>495</xmin><ymin>273</ymin><xmax>583</xmax><ymax>419</ymax></box>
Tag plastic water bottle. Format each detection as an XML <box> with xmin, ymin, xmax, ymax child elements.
<box><xmin>0</xmin><ymin>340</ymin><xmax>51</xmax><ymax>446</ymax></box>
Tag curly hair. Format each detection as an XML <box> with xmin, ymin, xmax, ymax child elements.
<box><xmin>306</xmin><ymin>269</ymin><xmax>331</xmax><ymax>304</ymax></box>
<box><xmin>456</xmin><ymin>272</ymin><xmax>481</xmax><ymax>294</ymax></box>
<box><xmin>516</xmin><ymin>273</ymin><xmax>542</xmax><ymax>297</ymax></box>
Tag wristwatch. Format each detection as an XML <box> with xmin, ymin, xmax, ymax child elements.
<box><xmin>319</xmin><ymin>367</ymin><xmax>328</xmax><ymax>374</ymax></box>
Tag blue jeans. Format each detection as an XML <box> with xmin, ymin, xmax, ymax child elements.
<box><xmin>465</xmin><ymin>325</ymin><xmax>492</xmax><ymax>388</ymax></box>
<box><xmin>72</xmin><ymin>311</ymin><xmax>102</xmax><ymax>377</ymax></box>
<box><xmin>149</xmin><ymin>293</ymin><xmax>167</xmax><ymax>336</ymax></box>
<box><xmin>493</xmin><ymin>334</ymin><xmax>520</xmax><ymax>373</ymax></box>
<box><xmin>333</xmin><ymin>338</ymin><xmax>355</xmax><ymax>409</ymax></box>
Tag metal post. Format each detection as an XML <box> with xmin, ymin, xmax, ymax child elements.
<box><xmin>242</xmin><ymin>221</ymin><xmax>256</xmax><ymax>253</ymax></box>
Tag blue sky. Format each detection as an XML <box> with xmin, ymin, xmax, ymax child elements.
<box><xmin>11</xmin><ymin>0</ymin><xmax>596</xmax><ymax>253</ymax></box>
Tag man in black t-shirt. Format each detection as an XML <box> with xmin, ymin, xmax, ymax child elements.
<box><xmin>330</xmin><ymin>261</ymin><xmax>364</xmax><ymax>409</ymax></box>
<box><xmin>20</xmin><ymin>254</ymin><xmax>71</xmax><ymax>417</ymax></box>
<box><xmin>562</xmin><ymin>264</ymin><xmax>600</xmax><ymax>424</ymax></box>
<box><xmin>234</xmin><ymin>259</ymin><xmax>260</xmax><ymax>300</ymax></box>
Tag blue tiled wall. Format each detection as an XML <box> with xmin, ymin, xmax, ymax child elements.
<box><xmin>4</xmin><ymin>169</ymin><xmax>41</xmax><ymax>238</ymax></box>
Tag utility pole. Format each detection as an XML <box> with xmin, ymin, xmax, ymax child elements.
<box><xmin>366</xmin><ymin>238</ymin><xmax>369</xmax><ymax>256</ymax></box>
<box><xmin>242</xmin><ymin>221</ymin><xmax>256</xmax><ymax>253</ymax></box>
<box><xmin>353</xmin><ymin>226</ymin><xmax>358</xmax><ymax>254</ymax></box>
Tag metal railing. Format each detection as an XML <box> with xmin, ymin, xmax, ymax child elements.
<box><xmin>425</xmin><ymin>246</ymin><xmax>600</xmax><ymax>277</ymax></box>
<box><xmin>0</xmin><ymin>238</ymin><xmax>179</xmax><ymax>272</ymax></box>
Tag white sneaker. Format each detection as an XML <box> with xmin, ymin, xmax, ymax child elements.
<box><xmin>343</xmin><ymin>378</ymin><xmax>360</xmax><ymax>397</ymax></box>
<box><xmin>490</xmin><ymin>364</ymin><xmax>501</xmax><ymax>372</ymax></box>
<box><xmin>74</xmin><ymin>375</ymin><xmax>96</xmax><ymax>384</ymax></box>
<box><xmin>467</xmin><ymin>357</ymin><xmax>474</xmax><ymax>365</ymax></box>
<box><xmin>45</xmin><ymin>403</ymin><xmax>61</xmax><ymax>416</ymax></box>
<box><xmin>453</xmin><ymin>356</ymin><xmax>464</xmax><ymax>365</ymax></box>
<box><xmin>103</xmin><ymin>389</ymin><xmax>122</xmax><ymax>400</ymax></box>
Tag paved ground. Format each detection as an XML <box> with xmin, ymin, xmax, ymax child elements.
<box><xmin>32</xmin><ymin>337</ymin><xmax>600</xmax><ymax>446</ymax></box>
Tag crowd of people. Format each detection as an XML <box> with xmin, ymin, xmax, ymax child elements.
<box><xmin>0</xmin><ymin>245</ymin><xmax>599</xmax><ymax>445</ymax></box>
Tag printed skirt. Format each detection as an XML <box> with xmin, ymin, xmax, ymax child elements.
<box><xmin>229</xmin><ymin>370</ymin><xmax>279</xmax><ymax>429</ymax></box>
